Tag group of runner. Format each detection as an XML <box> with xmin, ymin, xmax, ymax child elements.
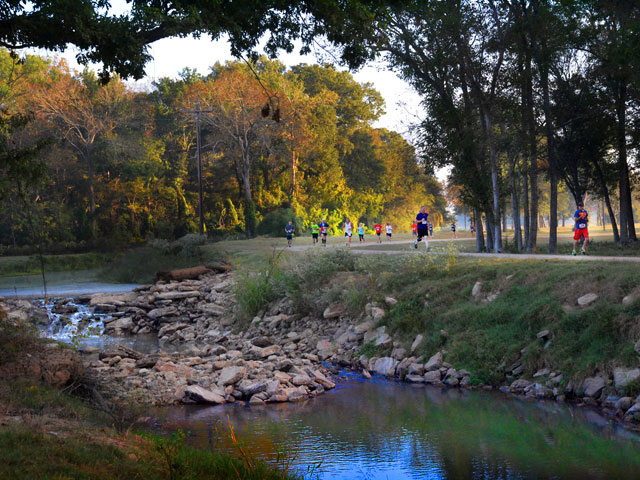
<box><xmin>285</xmin><ymin>201</ymin><xmax>591</xmax><ymax>255</ymax></box>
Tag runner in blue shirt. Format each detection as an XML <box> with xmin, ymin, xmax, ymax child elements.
<box><xmin>285</xmin><ymin>221</ymin><xmax>295</xmax><ymax>248</ymax></box>
<box><xmin>414</xmin><ymin>206</ymin><xmax>430</xmax><ymax>251</ymax></box>
<box><xmin>319</xmin><ymin>219</ymin><xmax>329</xmax><ymax>246</ymax></box>
<box><xmin>572</xmin><ymin>202</ymin><xmax>589</xmax><ymax>255</ymax></box>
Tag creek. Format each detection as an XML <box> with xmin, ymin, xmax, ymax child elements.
<box><xmin>35</xmin><ymin>295</ymin><xmax>640</xmax><ymax>479</ymax></box>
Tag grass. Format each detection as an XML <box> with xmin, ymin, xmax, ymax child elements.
<box><xmin>0</xmin><ymin>252</ymin><xmax>111</xmax><ymax>277</ymax></box>
<box><xmin>233</xmin><ymin>247</ymin><xmax>640</xmax><ymax>387</ymax></box>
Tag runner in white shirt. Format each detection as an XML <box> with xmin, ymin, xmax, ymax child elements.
<box><xmin>344</xmin><ymin>218</ymin><xmax>354</xmax><ymax>247</ymax></box>
<box><xmin>385</xmin><ymin>223</ymin><xmax>392</xmax><ymax>241</ymax></box>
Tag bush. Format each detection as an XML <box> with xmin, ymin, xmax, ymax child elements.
<box><xmin>257</xmin><ymin>208</ymin><xmax>303</xmax><ymax>237</ymax></box>
<box><xmin>0</xmin><ymin>311</ymin><xmax>39</xmax><ymax>365</ymax></box>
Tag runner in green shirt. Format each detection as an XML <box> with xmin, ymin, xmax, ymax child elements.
<box><xmin>311</xmin><ymin>222</ymin><xmax>320</xmax><ymax>245</ymax></box>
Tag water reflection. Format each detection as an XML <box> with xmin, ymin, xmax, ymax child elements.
<box><xmin>153</xmin><ymin>373</ymin><xmax>640</xmax><ymax>480</ymax></box>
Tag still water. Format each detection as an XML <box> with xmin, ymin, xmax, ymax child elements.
<box><xmin>154</xmin><ymin>373</ymin><xmax>640</xmax><ymax>480</ymax></box>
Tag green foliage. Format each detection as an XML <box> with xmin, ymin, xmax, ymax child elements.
<box><xmin>234</xmin><ymin>252</ymin><xmax>286</xmax><ymax>322</ymax></box>
<box><xmin>0</xmin><ymin>312</ymin><xmax>39</xmax><ymax>365</ymax></box>
<box><xmin>257</xmin><ymin>208</ymin><xmax>302</xmax><ymax>236</ymax></box>
<box><xmin>359</xmin><ymin>341</ymin><xmax>380</xmax><ymax>358</ymax></box>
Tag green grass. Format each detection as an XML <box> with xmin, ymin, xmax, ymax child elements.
<box><xmin>0</xmin><ymin>252</ymin><xmax>111</xmax><ymax>277</ymax></box>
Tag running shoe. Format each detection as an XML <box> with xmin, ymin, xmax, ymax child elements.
<box><xmin>414</xmin><ymin>241</ymin><xmax>418</xmax><ymax>249</ymax></box>
<box><xmin>571</xmin><ymin>250</ymin><xmax>577</xmax><ymax>256</ymax></box>
<box><xmin>581</xmin><ymin>249</ymin><xmax>586</xmax><ymax>255</ymax></box>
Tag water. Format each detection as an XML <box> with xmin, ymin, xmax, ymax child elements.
<box><xmin>153</xmin><ymin>373</ymin><xmax>640</xmax><ymax>480</ymax></box>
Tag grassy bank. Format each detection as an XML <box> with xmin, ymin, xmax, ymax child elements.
<box><xmin>235</xmin><ymin>249</ymin><xmax>640</xmax><ymax>388</ymax></box>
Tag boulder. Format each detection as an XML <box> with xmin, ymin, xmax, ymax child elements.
<box><xmin>423</xmin><ymin>370</ymin><xmax>442</xmax><ymax>384</ymax></box>
<box><xmin>238</xmin><ymin>380</ymin><xmax>267</xmax><ymax>397</ymax></box>
<box><xmin>408</xmin><ymin>363</ymin><xmax>424</xmax><ymax>376</ymax></box>
<box><xmin>405</xmin><ymin>374</ymin><xmax>424</xmax><ymax>383</ymax></box>
<box><xmin>613</xmin><ymin>368</ymin><xmax>640</xmax><ymax>391</ymax></box>
<box><xmin>385</xmin><ymin>297</ymin><xmax>398</xmax><ymax>307</ymax></box>
<box><xmin>371</xmin><ymin>307</ymin><xmax>385</xmax><ymax>322</ymax></box>
<box><xmin>471</xmin><ymin>281</ymin><xmax>482</xmax><ymax>297</ymax></box>
<box><xmin>112</xmin><ymin>316</ymin><xmax>134</xmax><ymax>331</ymax></box>
<box><xmin>424</xmin><ymin>352</ymin><xmax>443</xmax><ymax>372</ymax></box>
<box><xmin>624</xmin><ymin>402</ymin><xmax>640</xmax><ymax>422</ymax></box>
<box><xmin>260</xmin><ymin>345</ymin><xmax>281</xmax><ymax>358</ymax></box>
<box><xmin>251</xmin><ymin>336</ymin><xmax>273</xmax><ymax>347</ymax></box>
<box><xmin>147</xmin><ymin>306</ymin><xmax>178</xmax><ymax>319</ymax></box>
<box><xmin>615</xmin><ymin>397</ymin><xmax>634</xmax><ymax>413</ymax></box>
<box><xmin>323</xmin><ymin>303</ymin><xmax>346</xmax><ymax>319</ymax></box>
<box><xmin>373</xmin><ymin>357</ymin><xmax>397</xmax><ymax>377</ymax></box>
<box><xmin>200</xmin><ymin>303</ymin><xmax>226</xmax><ymax>316</ymax></box>
<box><xmin>410</xmin><ymin>334</ymin><xmax>424</xmax><ymax>354</ymax></box>
<box><xmin>509</xmin><ymin>379</ymin><xmax>532</xmax><ymax>393</ymax></box>
<box><xmin>577</xmin><ymin>293</ymin><xmax>598</xmax><ymax>307</ymax></box>
<box><xmin>155</xmin><ymin>291</ymin><xmax>200</xmax><ymax>301</ymax></box>
<box><xmin>582</xmin><ymin>376</ymin><xmax>606</xmax><ymax>398</ymax></box>
<box><xmin>218</xmin><ymin>366</ymin><xmax>246</xmax><ymax>386</ymax></box>
<box><xmin>183</xmin><ymin>385</ymin><xmax>225</xmax><ymax>404</ymax></box>
<box><xmin>292</xmin><ymin>374</ymin><xmax>312</xmax><ymax>386</ymax></box>
<box><xmin>354</xmin><ymin>320</ymin><xmax>374</xmax><ymax>334</ymax></box>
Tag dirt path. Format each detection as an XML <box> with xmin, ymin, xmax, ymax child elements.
<box><xmin>284</xmin><ymin>239</ymin><xmax>640</xmax><ymax>263</ymax></box>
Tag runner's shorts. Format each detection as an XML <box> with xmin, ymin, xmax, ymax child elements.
<box><xmin>417</xmin><ymin>229</ymin><xmax>429</xmax><ymax>241</ymax></box>
<box><xmin>312</xmin><ymin>233</ymin><xmax>318</xmax><ymax>239</ymax></box>
<box><xmin>573</xmin><ymin>228</ymin><xmax>588</xmax><ymax>240</ymax></box>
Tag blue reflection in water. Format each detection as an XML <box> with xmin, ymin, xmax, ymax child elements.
<box><xmin>153</xmin><ymin>373</ymin><xmax>640</xmax><ymax>480</ymax></box>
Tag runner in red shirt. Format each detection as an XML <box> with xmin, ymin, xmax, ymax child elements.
<box><xmin>374</xmin><ymin>222</ymin><xmax>383</xmax><ymax>244</ymax></box>
<box><xmin>411</xmin><ymin>222</ymin><xmax>418</xmax><ymax>237</ymax></box>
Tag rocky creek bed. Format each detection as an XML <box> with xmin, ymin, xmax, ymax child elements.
<box><xmin>1</xmin><ymin>270</ymin><xmax>640</xmax><ymax>429</ymax></box>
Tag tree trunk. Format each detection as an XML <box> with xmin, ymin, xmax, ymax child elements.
<box><xmin>616</xmin><ymin>82</ymin><xmax>636</xmax><ymax>243</ymax></box>
<box><xmin>242</xmin><ymin>153</ymin><xmax>255</xmax><ymax>238</ymax></box>
<box><xmin>474</xmin><ymin>209</ymin><xmax>485</xmax><ymax>252</ymax></box>
<box><xmin>540</xmin><ymin>62</ymin><xmax>558</xmax><ymax>253</ymax></box>
<box><xmin>483</xmin><ymin>110</ymin><xmax>502</xmax><ymax>252</ymax></box>
<box><xmin>522</xmin><ymin>169</ymin><xmax>530</xmax><ymax>247</ymax></box>
<box><xmin>85</xmin><ymin>148</ymin><xmax>96</xmax><ymax>238</ymax></box>
<box><xmin>593</xmin><ymin>158</ymin><xmax>620</xmax><ymax>242</ymax></box>
<box><xmin>485</xmin><ymin>213</ymin><xmax>495</xmax><ymax>252</ymax></box>
<box><xmin>510</xmin><ymin>172</ymin><xmax>522</xmax><ymax>252</ymax></box>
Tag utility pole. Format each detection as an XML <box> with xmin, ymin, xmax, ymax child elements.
<box><xmin>182</xmin><ymin>102</ymin><xmax>212</xmax><ymax>235</ymax></box>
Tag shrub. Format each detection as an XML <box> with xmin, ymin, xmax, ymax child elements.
<box><xmin>257</xmin><ymin>208</ymin><xmax>303</xmax><ymax>237</ymax></box>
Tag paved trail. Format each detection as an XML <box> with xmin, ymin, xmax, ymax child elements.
<box><xmin>283</xmin><ymin>238</ymin><xmax>640</xmax><ymax>263</ymax></box>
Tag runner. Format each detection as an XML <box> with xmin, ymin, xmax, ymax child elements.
<box><xmin>411</xmin><ymin>222</ymin><xmax>418</xmax><ymax>237</ymax></box>
<box><xmin>429</xmin><ymin>222</ymin><xmax>434</xmax><ymax>237</ymax></box>
<box><xmin>385</xmin><ymin>222</ymin><xmax>392</xmax><ymax>241</ymax></box>
<box><xmin>344</xmin><ymin>218</ymin><xmax>354</xmax><ymax>247</ymax></box>
<box><xmin>319</xmin><ymin>219</ymin><xmax>329</xmax><ymax>246</ymax></box>
<box><xmin>451</xmin><ymin>221</ymin><xmax>457</xmax><ymax>239</ymax></box>
<box><xmin>285</xmin><ymin>221</ymin><xmax>295</xmax><ymax>248</ymax></box>
<box><xmin>374</xmin><ymin>221</ymin><xmax>383</xmax><ymax>244</ymax></box>
<box><xmin>414</xmin><ymin>206</ymin><xmax>430</xmax><ymax>251</ymax></box>
<box><xmin>358</xmin><ymin>223</ymin><xmax>366</xmax><ymax>242</ymax></box>
<box><xmin>311</xmin><ymin>221</ymin><xmax>320</xmax><ymax>245</ymax></box>
<box><xmin>573</xmin><ymin>202</ymin><xmax>589</xmax><ymax>255</ymax></box>
<box><xmin>470</xmin><ymin>222</ymin><xmax>475</xmax><ymax>237</ymax></box>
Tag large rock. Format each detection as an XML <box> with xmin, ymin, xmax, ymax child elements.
<box><xmin>238</xmin><ymin>380</ymin><xmax>267</xmax><ymax>397</ymax></box>
<box><xmin>509</xmin><ymin>379</ymin><xmax>532</xmax><ymax>393</ymax></box>
<box><xmin>156</xmin><ymin>291</ymin><xmax>201</xmax><ymax>301</ymax></box>
<box><xmin>183</xmin><ymin>385</ymin><xmax>225</xmax><ymax>404</ymax></box>
<box><xmin>424</xmin><ymin>352</ymin><xmax>443</xmax><ymax>372</ymax></box>
<box><xmin>385</xmin><ymin>297</ymin><xmax>398</xmax><ymax>307</ymax></box>
<box><xmin>613</xmin><ymin>368</ymin><xmax>640</xmax><ymax>391</ymax></box>
<box><xmin>423</xmin><ymin>370</ymin><xmax>442</xmax><ymax>384</ymax></box>
<box><xmin>112</xmin><ymin>316</ymin><xmax>134</xmax><ymax>331</ymax></box>
<box><xmin>323</xmin><ymin>303</ymin><xmax>346</xmax><ymax>319</ymax></box>
<box><xmin>292</xmin><ymin>374</ymin><xmax>312</xmax><ymax>386</ymax></box>
<box><xmin>408</xmin><ymin>363</ymin><xmax>424</xmax><ymax>376</ymax></box>
<box><xmin>410</xmin><ymin>334</ymin><xmax>424</xmax><ymax>354</ymax></box>
<box><xmin>218</xmin><ymin>366</ymin><xmax>246</xmax><ymax>386</ymax></box>
<box><xmin>371</xmin><ymin>307</ymin><xmax>385</xmax><ymax>322</ymax></box>
<box><xmin>577</xmin><ymin>293</ymin><xmax>598</xmax><ymax>307</ymax></box>
<box><xmin>354</xmin><ymin>320</ymin><xmax>374</xmax><ymax>334</ymax></box>
<box><xmin>364</xmin><ymin>326</ymin><xmax>391</xmax><ymax>346</ymax></box>
<box><xmin>147</xmin><ymin>306</ymin><xmax>178</xmax><ymax>319</ymax></box>
<box><xmin>582</xmin><ymin>376</ymin><xmax>606</xmax><ymax>398</ymax></box>
<box><xmin>373</xmin><ymin>357</ymin><xmax>397</xmax><ymax>377</ymax></box>
<box><xmin>471</xmin><ymin>281</ymin><xmax>482</xmax><ymax>297</ymax></box>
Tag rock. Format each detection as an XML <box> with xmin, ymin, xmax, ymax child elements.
<box><xmin>471</xmin><ymin>281</ymin><xmax>482</xmax><ymax>297</ymax></box>
<box><xmin>410</xmin><ymin>335</ymin><xmax>424</xmax><ymax>354</ymax></box>
<box><xmin>615</xmin><ymin>397</ymin><xmax>634</xmax><ymax>413</ymax></box>
<box><xmin>218</xmin><ymin>366</ymin><xmax>246</xmax><ymax>386</ymax></box>
<box><xmin>634</xmin><ymin>339</ymin><xmax>640</xmax><ymax>356</ymax></box>
<box><xmin>536</xmin><ymin>330</ymin><xmax>550</xmax><ymax>340</ymax></box>
<box><xmin>147</xmin><ymin>306</ymin><xmax>178</xmax><ymax>319</ymax></box>
<box><xmin>276</xmin><ymin>359</ymin><xmax>293</xmax><ymax>372</ymax></box>
<box><xmin>274</xmin><ymin>371</ymin><xmax>292</xmax><ymax>383</ymax></box>
<box><xmin>533</xmin><ymin>368</ymin><xmax>550</xmax><ymax>378</ymax></box>
<box><xmin>405</xmin><ymin>374</ymin><xmax>424</xmax><ymax>383</ymax></box>
<box><xmin>238</xmin><ymin>380</ymin><xmax>267</xmax><ymax>397</ymax></box>
<box><xmin>373</xmin><ymin>357</ymin><xmax>397</xmax><ymax>377</ymax></box>
<box><xmin>260</xmin><ymin>345</ymin><xmax>281</xmax><ymax>358</ymax></box>
<box><xmin>156</xmin><ymin>291</ymin><xmax>201</xmax><ymax>301</ymax></box>
<box><xmin>423</xmin><ymin>370</ymin><xmax>442</xmax><ymax>384</ymax></box>
<box><xmin>371</xmin><ymin>307</ymin><xmax>385</xmax><ymax>322</ymax></box>
<box><xmin>577</xmin><ymin>293</ymin><xmax>598</xmax><ymax>307</ymax></box>
<box><xmin>249</xmin><ymin>396</ymin><xmax>265</xmax><ymax>405</ymax></box>
<box><xmin>408</xmin><ymin>363</ymin><xmax>424</xmax><ymax>376</ymax></box>
<box><xmin>364</xmin><ymin>326</ymin><xmax>388</xmax><ymax>345</ymax></box>
<box><xmin>183</xmin><ymin>385</ymin><xmax>225</xmax><ymax>404</ymax></box>
<box><xmin>624</xmin><ymin>402</ymin><xmax>640</xmax><ymax>422</ymax></box>
<box><xmin>444</xmin><ymin>376</ymin><xmax>459</xmax><ymax>387</ymax></box>
<box><xmin>362</xmin><ymin>369</ymin><xmax>372</xmax><ymax>379</ymax></box>
<box><xmin>136</xmin><ymin>357</ymin><xmax>158</xmax><ymax>369</ymax></box>
<box><xmin>391</xmin><ymin>348</ymin><xmax>406</xmax><ymax>361</ymax></box>
<box><xmin>354</xmin><ymin>321</ymin><xmax>374</xmax><ymax>334</ymax></box>
<box><xmin>112</xmin><ymin>316</ymin><xmax>134</xmax><ymax>331</ymax></box>
<box><xmin>424</xmin><ymin>352</ymin><xmax>443</xmax><ymax>372</ymax></box>
<box><xmin>287</xmin><ymin>390</ymin><xmax>308</xmax><ymax>402</ymax></box>
<box><xmin>251</xmin><ymin>336</ymin><xmax>273</xmax><ymax>347</ymax></box>
<box><xmin>486</xmin><ymin>293</ymin><xmax>499</xmax><ymax>302</ymax></box>
<box><xmin>385</xmin><ymin>297</ymin><xmax>398</xmax><ymax>307</ymax></box>
<box><xmin>582</xmin><ymin>376</ymin><xmax>606</xmax><ymax>398</ymax></box>
<box><xmin>200</xmin><ymin>303</ymin><xmax>226</xmax><ymax>316</ymax></box>
<box><xmin>509</xmin><ymin>379</ymin><xmax>532</xmax><ymax>393</ymax></box>
<box><xmin>323</xmin><ymin>303</ymin><xmax>345</xmax><ymax>319</ymax></box>
<box><xmin>292</xmin><ymin>374</ymin><xmax>312</xmax><ymax>386</ymax></box>
<box><xmin>530</xmin><ymin>383</ymin><xmax>554</xmax><ymax>399</ymax></box>
<box><xmin>613</xmin><ymin>368</ymin><xmax>640</xmax><ymax>391</ymax></box>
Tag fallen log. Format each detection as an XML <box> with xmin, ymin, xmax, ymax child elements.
<box><xmin>155</xmin><ymin>263</ymin><xmax>231</xmax><ymax>282</ymax></box>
